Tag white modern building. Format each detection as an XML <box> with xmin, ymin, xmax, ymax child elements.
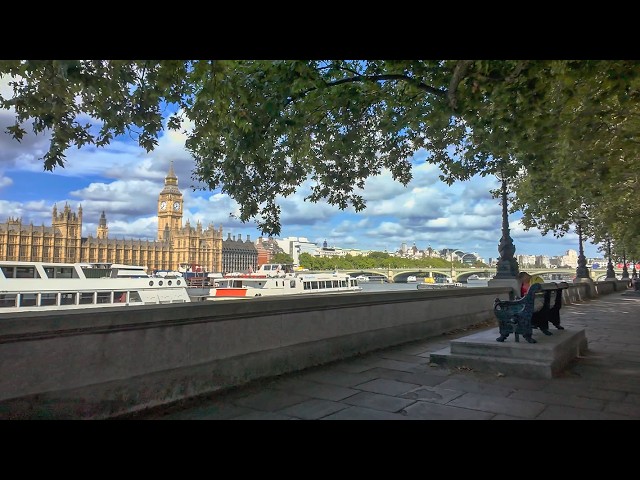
<box><xmin>275</xmin><ymin>236</ymin><xmax>319</xmax><ymax>266</ymax></box>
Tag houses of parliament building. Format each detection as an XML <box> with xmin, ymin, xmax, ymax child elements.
<box><xmin>0</xmin><ymin>163</ymin><xmax>227</xmax><ymax>274</ymax></box>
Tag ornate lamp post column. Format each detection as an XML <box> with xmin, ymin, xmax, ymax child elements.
<box><xmin>621</xmin><ymin>249</ymin><xmax>630</xmax><ymax>279</ymax></box>
<box><xmin>450</xmin><ymin>251</ymin><xmax>456</xmax><ymax>281</ymax></box>
<box><xmin>494</xmin><ymin>174</ymin><xmax>519</xmax><ymax>280</ymax></box>
<box><xmin>575</xmin><ymin>214</ymin><xmax>590</xmax><ymax>280</ymax></box>
<box><xmin>605</xmin><ymin>238</ymin><xmax>616</xmax><ymax>279</ymax></box>
<box><xmin>632</xmin><ymin>260</ymin><xmax>638</xmax><ymax>280</ymax></box>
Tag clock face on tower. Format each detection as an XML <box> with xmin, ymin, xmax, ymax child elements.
<box><xmin>160</xmin><ymin>201</ymin><xmax>167</xmax><ymax>210</ymax></box>
<box><xmin>173</xmin><ymin>201</ymin><xmax>180</xmax><ymax>211</ymax></box>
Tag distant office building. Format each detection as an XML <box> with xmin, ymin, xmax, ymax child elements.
<box><xmin>316</xmin><ymin>243</ymin><xmax>345</xmax><ymax>258</ymax></box>
<box><xmin>342</xmin><ymin>249</ymin><xmax>370</xmax><ymax>257</ymax></box>
<box><xmin>535</xmin><ymin>255</ymin><xmax>550</xmax><ymax>268</ymax></box>
<box><xmin>558</xmin><ymin>249</ymin><xmax>578</xmax><ymax>268</ymax></box>
<box><xmin>275</xmin><ymin>236</ymin><xmax>318</xmax><ymax>265</ymax></box>
<box><xmin>517</xmin><ymin>254</ymin><xmax>537</xmax><ymax>268</ymax></box>
<box><xmin>222</xmin><ymin>233</ymin><xmax>258</xmax><ymax>273</ymax></box>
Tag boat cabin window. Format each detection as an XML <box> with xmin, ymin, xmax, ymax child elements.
<box><xmin>96</xmin><ymin>292</ymin><xmax>111</xmax><ymax>304</ymax></box>
<box><xmin>17</xmin><ymin>266</ymin><xmax>38</xmax><ymax>278</ymax></box>
<box><xmin>115</xmin><ymin>291</ymin><xmax>127</xmax><ymax>303</ymax></box>
<box><xmin>19</xmin><ymin>293</ymin><xmax>37</xmax><ymax>307</ymax></box>
<box><xmin>129</xmin><ymin>291</ymin><xmax>142</xmax><ymax>303</ymax></box>
<box><xmin>40</xmin><ymin>293</ymin><xmax>57</xmax><ymax>306</ymax></box>
<box><xmin>79</xmin><ymin>292</ymin><xmax>95</xmax><ymax>305</ymax></box>
<box><xmin>43</xmin><ymin>266</ymin><xmax>75</xmax><ymax>279</ymax></box>
<box><xmin>231</xmin><ymin>280</ymin><xmax>243</xmax><ymax>288</ymax></box>
<box><xmin>60</xmin><ymin>293</ymin><xmax>77</xmax><ymax>306</ymax></box>
<box><xmin>0</xmin><ymin>294</ymin><xmax>17</xmax><ymax>308</ymax></box>
<box><xmin>0</xmin><ymin>266</ymin><xmax>12</xmax><ymax>278</ymax></box>
<box><xmin>4</xmin><ymin>266</ymin><xmax>40</xmax><ymax>279</ymax></box>
<box><xmin>290</xmin><ymin>280</ymin><xmax>296</xmax><ymax>288</ymax></box>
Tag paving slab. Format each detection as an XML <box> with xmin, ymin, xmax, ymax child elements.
<box><xmin>402</xmin><ymin>401</ymin><xmax>495</xmax><ymax>420</ymax></box>
<box><xmin>536</xmin><ymin>404</ymin><xmax>633</xmax><ymax>420</ymax></box>
<box><xmin>277</xmin><ymin>399</ymin><xmax>350</xmax><ymax>420</ymax></box>
<box><xmin>355</xmin><ymin>378</ymin><xmax>421</xmax><ymax>396</ymax></box>
<box><xmin>271</xmin><ymin>380</ymin><xmax>360</xmax><ymax>402</ymax></box>
<box><xmin>322</xmin><ymin>406</ymin><xmax>410</xmax><ymax>420</ymax></box>
<box><xmin>603</xmin><ymin>401</ymin><xmax>640</xmax><ymax>418</ymax></box>
<box><xmin>232</xmin><ymin>389</ymin><xmax>310</xmax><ymax>411</ymax></box>
<box><xmin>365</xmin><ymin>368</ymin><xmax>453</xmax><ymax>387</ymax></box>
<box><xmin>447</xmin><ymin>392</ymin><xmax>546</xmax><ymax>419</ymax></box>
<box><xmin>509</xmin><ymin>389</ymin><xmax>605</xmax><ymax>411</ymax></box>
<box><xmin>295</xmin><ymin>368</ymin><xmax>381</xmax><ymax>388</ymax></box>
<box><xmin>399</xmin><ymin>385</ymin><xmax>465</xmax><ymax>404</ymax></box>
<box><xmin>343</xmin><ymin>391</ymin><xmax>415</xmax><ymax>412</ymax></box>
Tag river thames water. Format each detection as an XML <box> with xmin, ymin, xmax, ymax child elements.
<box><xmin>359</xmin><ymin>281</ymin><xmax>426</xmax><ymax>293</ymax></box>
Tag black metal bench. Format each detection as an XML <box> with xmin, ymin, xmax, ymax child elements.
<box><xmin>493</xmin><ymin>282</ymin><xmax>568</xmax><ymax>344</ymax></box>
<box><xmin>531</xmin><ymin>281</ymin><xmax>568</xmax><ymax>335</ymax></box>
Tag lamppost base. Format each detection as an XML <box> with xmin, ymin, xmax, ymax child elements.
<box><xmin>573</xmin><ymin>277</ymin><xmax>593</xmax><ymax>284</ymax></box>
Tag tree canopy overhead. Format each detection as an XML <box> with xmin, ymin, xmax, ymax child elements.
<box><xmin>1</xmin><ymin>60</ymin><xmax>638</xmax><ymax>250</ymax></box>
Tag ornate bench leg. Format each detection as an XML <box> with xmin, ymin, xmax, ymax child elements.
<box><xmin>517</xmin><ymin>314</ymin><xmax>536</xmax><ymax>343</ymax></box>
<box><xmin>551</xmin><ymin>289</ymin><xmax>565</xmax><ymax>329</ymax></box>
<box><xmin>496</xmin><ymin>318</ymin><xmax>512</xmax><ymax>342</ymax></box>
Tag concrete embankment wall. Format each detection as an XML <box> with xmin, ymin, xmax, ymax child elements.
<box><xmin>0</xmin><ymin>281</ymin><xmax>627</xmax><ymax>419</ymax></box>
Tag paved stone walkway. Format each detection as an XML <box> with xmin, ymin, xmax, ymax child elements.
<box><xmin>125</xmin><ymin>290</ymin><xmax>640</xmax><ymax>420</ymax></box>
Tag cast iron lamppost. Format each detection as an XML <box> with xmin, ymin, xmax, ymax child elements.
<box><xmin>632</xmin><ymin>260</ymin><xmax>638</xmax><ymax>280</ymax></box>
<box><xmin>621</xmin><ymin>249</ymin><xmax>630</xmax><ymax>279</ymax></box>
<box><xmin>493</xmin><ymin>170</ymin><xmax>519</xmax><ymax>280</ymax></box>
<box><xmin>605</xmin><ymin>238</ymin><xmax>616</xmax><ymax>279</ymax></box>
<box><xmin>574</xmin><ymin>213</ymin><xmax>590</xmax><ymax>280</ymax></box>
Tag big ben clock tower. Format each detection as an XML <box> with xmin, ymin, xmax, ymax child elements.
<box><xmin>157</xmin><ymin>161</ymin><xmax>184</xmax><ymax>241</ymax></box>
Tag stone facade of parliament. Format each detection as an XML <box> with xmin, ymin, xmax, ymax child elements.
<box><xmin>0</xmin><ymin>163</ymin><xmax>225</xmax><ymax>274</ymax></box>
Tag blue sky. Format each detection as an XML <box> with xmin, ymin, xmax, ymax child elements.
<box><xmin>0</xmin><ymin>80</ymin><xmax>605</xmax><ymax>263</ymax></box>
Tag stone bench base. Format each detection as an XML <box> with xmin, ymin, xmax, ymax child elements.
<box><xmin>430</xmin><ymin>328</ymin><xmax>588</xmax><ymax>379</ymax></box>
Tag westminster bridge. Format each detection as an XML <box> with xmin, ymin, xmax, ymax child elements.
<box><xmin>310</xmin><ymin>267</ymin><xmax>618</xmax><ymax>283</ymax></box>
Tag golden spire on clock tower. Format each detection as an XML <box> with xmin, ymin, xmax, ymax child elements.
<box><xmin>157</xmin><ymin>161</ymin><xmax>184</xmax><ymax>241</ymax></box>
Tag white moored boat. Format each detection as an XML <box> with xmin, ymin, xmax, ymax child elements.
<box><xmin>465</xmin><ymin>274</ymin><xmax>491</xmax><ymax>287</ymax></box>
<box><xmin>0</xmin><ymin>261</ymin><xmax>191</xmax><ymax>313</ymax></box>
<box><xmin>190</xmin><ymin>264</ymin><xmax>362</xmax><ymax>301</ymax></box>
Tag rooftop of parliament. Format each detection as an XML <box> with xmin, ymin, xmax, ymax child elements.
<box><xmin>0</xmin><ymin>162</ymin><xmax>267</xmax><ymax>274</ymax></box>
